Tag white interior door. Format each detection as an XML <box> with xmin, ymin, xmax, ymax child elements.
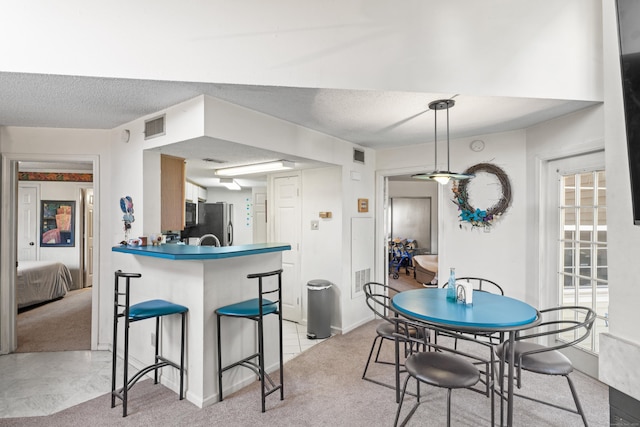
<box><xmin>83</xmin><ymin>188</ymin><xmax>94</xmax><ymax>287</ymax></box>
<box><xmin>273</xmin><ymin>175</ymin><xmax>301</xmax><ymax>322</ymax></box>
<box><xmin>17</xmin><ymin>185</ymin><xmax>38</xmax><ymax>261</ymax></box>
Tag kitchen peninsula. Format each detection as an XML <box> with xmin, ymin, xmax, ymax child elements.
<box><xmin>112</xmin><ymin>242</ymin><xmax>291</xmax><ymax>408</ymax></box>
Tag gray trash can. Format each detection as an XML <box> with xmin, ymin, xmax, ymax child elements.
<box><xmin>307</xmin><ymin>279</ymin><xmax>333</xmax><ymax>339</ymax></box>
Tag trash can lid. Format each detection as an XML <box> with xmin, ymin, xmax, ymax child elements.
<box><xmin>307</xmin><ymin>279</ymin><xmax>332</xmax><ymax>289</ymax></box>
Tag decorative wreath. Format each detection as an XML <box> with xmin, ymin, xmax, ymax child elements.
<box><xmin>451</xmin><ymin>163</ymin><xmax>512</xmax><ymax>229</ymax></box>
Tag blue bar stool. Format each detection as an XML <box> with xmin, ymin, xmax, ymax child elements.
<box><xmin>216</xmin><ymin>269</ymin><xmax>284</xmax><ymax>412</ymax></box>
<box><xmin>111</xmin><ymin>270</ymin><xmax>188</xmax><ymax>417</ymax></box>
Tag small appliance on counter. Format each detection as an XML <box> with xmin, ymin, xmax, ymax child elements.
<box><xmin>163</xmin><ymin>232</ymin><xmax>181</xmax><ymax>244</ymax></box>
<box><xmin>185</xmin><ymin>202</ymin><xmax>197</xmax><ymax>228</ymax></box>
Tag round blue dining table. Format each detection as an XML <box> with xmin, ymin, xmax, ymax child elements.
<box><xmin>391</xmin><ymin>287</ymin><xmax>540</xmax><ymax>427</ymax></box>
<box><xmin>392</xmin><ymin>288</ymin><xmax>538</xmax><ymax>331</ymax></box>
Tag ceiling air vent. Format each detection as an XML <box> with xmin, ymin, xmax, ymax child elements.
<box><xmin>144</xmin><ymin>114</ymin><xmax>166</xmax><ymax>140</ymax></box>
<box><xmin>353</xmin><ymin>148</ymin><xmax>365</xmax><ymax>164</ymax></box>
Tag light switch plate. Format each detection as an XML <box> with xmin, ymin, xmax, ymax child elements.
<box><xmin>311</xmin><ymin>220</ymin><xmax>319</xmax><ymax>230</ymax></box>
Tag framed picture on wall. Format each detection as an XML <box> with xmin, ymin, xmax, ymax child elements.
<box><xmin>358</xmin><ymin>198</ymin><xmax>369</xmax><ymax>212</ymax></box>
<box><xmin>40</xmin><ymin>200</ymin><xmax>75</xmax><ymax>247</ymax></box>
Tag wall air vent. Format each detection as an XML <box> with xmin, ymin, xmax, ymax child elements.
<box><xmin>351</xmin><ymin>217</ymin><xmax>373</xmax><ymax>299</ymax></box>
<box><xmin>354</xmin><ymin>268</ymin><xmax>371</xmax><ymax>295</ymax></box>
<box><xmin>353</xmin><ymin>148</ymin><xmax>365</xmax><ymax>164</ymax></box>
<box><xmin>144</xmin><ymin>115</ymin><xmax>166</xmax><ymax>140</ymax></box>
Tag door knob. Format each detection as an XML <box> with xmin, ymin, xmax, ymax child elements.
<box><xmin>29</xmin><ymin>242</ymin><xmax>35</xmax><ymax>246</ymax></box>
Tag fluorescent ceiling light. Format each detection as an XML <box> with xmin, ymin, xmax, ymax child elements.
<box><xmin>215</xmin><ymin>160</ymin><xmax>294</xmax><ymax>176</ymax></box>
<box><xmin>219</xmin><ymin>178</ymin><xmax>242</xmax><ymax>190</ymax></box>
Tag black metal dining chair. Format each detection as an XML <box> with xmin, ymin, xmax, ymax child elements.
<box><xmin>392</xmin><ymin>316</ymin><xmax>491</xmax><ymax>427</ymax></box>
<box><xmin>495</xmin><ymin>305</ymin><xmax>597</xmax><ymax>426</ymax></box>
<box><xmin>361</xmin><ymin>282</ymin><xmax>424</xmax><ymax>393</ymax></box>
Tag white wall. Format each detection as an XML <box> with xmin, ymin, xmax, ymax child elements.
<box><xmin>1</xmin><ymin>1</ymin><xmax>602</xmax><ymax>102</ymax></box>
<box><xmin>206</xmin><ymin>187</ymin><xmax>254</xmax><ymax>246</ymax></box>
<box><xmin>599</xmin><ymin>0</ymin><xmax>640</xmax><ymax>401</ymax></box>
<box><xmin>441</xmin><ymin>131</ymin><xmax>529</xmax><ymax>300</ymax></box>
<box><xmin>378</xmin><ymin>130</ymin><xmax>528</xmax><ymax>299</ymax></box>
<box><xmin>341</xmin><ymin>155</ymin><xmax>377</xmax><ymax>332</ymax></box>
<box><xmin>300</xmin><ymin>167</ymin><xmax>343</xmax><ymax>328</ymax></box>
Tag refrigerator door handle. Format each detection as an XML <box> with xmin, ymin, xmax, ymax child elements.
<box><xmin>227</xmin><ymin>222</ymin><xmax>233</xmax><ymax>246</ymax></box>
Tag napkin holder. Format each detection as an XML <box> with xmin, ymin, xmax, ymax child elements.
<box><xmin>456</xmin><ymin>283</ymin><xmax>473</xmax><ymax>305</ymax></box>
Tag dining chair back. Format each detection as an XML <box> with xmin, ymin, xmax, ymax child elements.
<box><xmin>495</xmin><ymin>305</ymin><xmax>597</xmax><ymax>426</ymax></box>
<box><xmin>443</xmin><ymin>277</ymin><xmax>504</xmax><ymax>295</ymax></box>
<box><xmin>440</xmin><ymin>277</ymin><xmax>505</xmax><ymax>349</ymax></box>
<box><xmin>391</xmin><ymin>316</ymin><xmax>491</xmax><ymax>427</ymax></box>
<box><xmin>362</xmin><ymin>282</ymin><xmax>417</xmax><ymax>392</ymax></box>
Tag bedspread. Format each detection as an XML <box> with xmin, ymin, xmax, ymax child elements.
<box><xmin>17</xmin><ymin>261</ymin><xmax>72</xmax><ymax>309</ymax></box>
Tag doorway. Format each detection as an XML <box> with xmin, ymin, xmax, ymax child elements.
<box><xmin>381</xmin><ymin>174</ymin><xmax>440</xmax><ymax>288</ymax></box>
<box><xmin>17</xmin><ymin>185</ymin><xmax>39</xmax><ymax>261</ymax></box>
<box><xmin>0</xmin><ymin>154</ymin><xmax>100</xmax><ymax>355</ymax></box>
<box><xmin>82</xmin><ymin>188</ymin><xmax>94</xmax><ymax>288</ymax></box>
<box><xmin>272</xmin><ymin>174</ymin><xmax>302</xmax><ymax>322</ymax></box>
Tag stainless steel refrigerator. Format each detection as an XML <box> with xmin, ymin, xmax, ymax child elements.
<box><xmin>183</xmin><ymin>202</ymin><xmax>233</xmax><ymax>245</ymax></box>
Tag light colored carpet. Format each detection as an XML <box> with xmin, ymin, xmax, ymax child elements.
<box><xmin>0</xmin><ymin>320</ymin><xmax>609</xmax><ymax>426</ymax></box>
<box><xmin>16</xmin><ymin>288</ymin><xmax>91</xmax><ymax>353</ymax></box>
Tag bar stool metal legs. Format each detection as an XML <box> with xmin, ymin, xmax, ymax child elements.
<box><xmin>111</xmin><ymin>270</ymin><xmax>188</xmax><ymax>417</ymax></box>
<box><xmin>216</xmin><ymin>269</ymin><xmax>284</xmax><ymax>412</ymax></box>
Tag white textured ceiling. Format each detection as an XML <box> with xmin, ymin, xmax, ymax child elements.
<box><xmin>2</xmin><ymin>71</ymin><xmax>598</xmax><ymax>186</ymax></box>
<box><xmin>0</xmin><ymin>72</ymin><xmax>598</xmax><ymax>148</ymax></box>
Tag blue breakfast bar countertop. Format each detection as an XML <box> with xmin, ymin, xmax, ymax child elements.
<box><xmin>111</xmin><ymin>242</ymin><xmax>291</xmax><ymax>409</ymax></box>
<box><xmin>112</xmin><ymin>242</ymin><xmax>291</xmax><ymax>260</ymax></box>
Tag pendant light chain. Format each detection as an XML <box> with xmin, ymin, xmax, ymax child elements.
<box><xmin>446</xmin><ymin>104</ymin><xmax>450</xmax><ymax>172</ymax></box>
<box><xmin>434</xmin><ymin>105</ymin><xmax>438</xmax><ymax>171</ymax></box>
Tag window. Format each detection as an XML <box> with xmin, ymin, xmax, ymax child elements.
<box><xmin>558</xmin><ymin>170</ymin><xmax>608</xmax><ymax>353</ymax></box>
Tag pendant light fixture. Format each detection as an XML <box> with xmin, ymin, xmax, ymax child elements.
<box><xmin>412</xmin><ymin>99</ymin><xmax>474</xmax><ymax>185</ymax></box>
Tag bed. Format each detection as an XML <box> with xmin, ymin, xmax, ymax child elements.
<box><xmin>17</xmin><ymin>260</ymin><xmax>73</xmax><ymax>309</ymax></box>
<box><xmin>412</xmin><ymin>254</ymin><xmax>438</xmax><ymax>286</ymax></box>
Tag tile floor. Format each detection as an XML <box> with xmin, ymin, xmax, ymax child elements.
<box><xmin>0</xmin><ymin>320</ymin><xmax>324</xmax><ymax>418</ymax></box>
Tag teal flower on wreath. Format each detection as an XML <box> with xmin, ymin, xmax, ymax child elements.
<box><xmin>460</xmin><ymin>208</ymin><xmax>488</xmax><ymax>223</ymax></box>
